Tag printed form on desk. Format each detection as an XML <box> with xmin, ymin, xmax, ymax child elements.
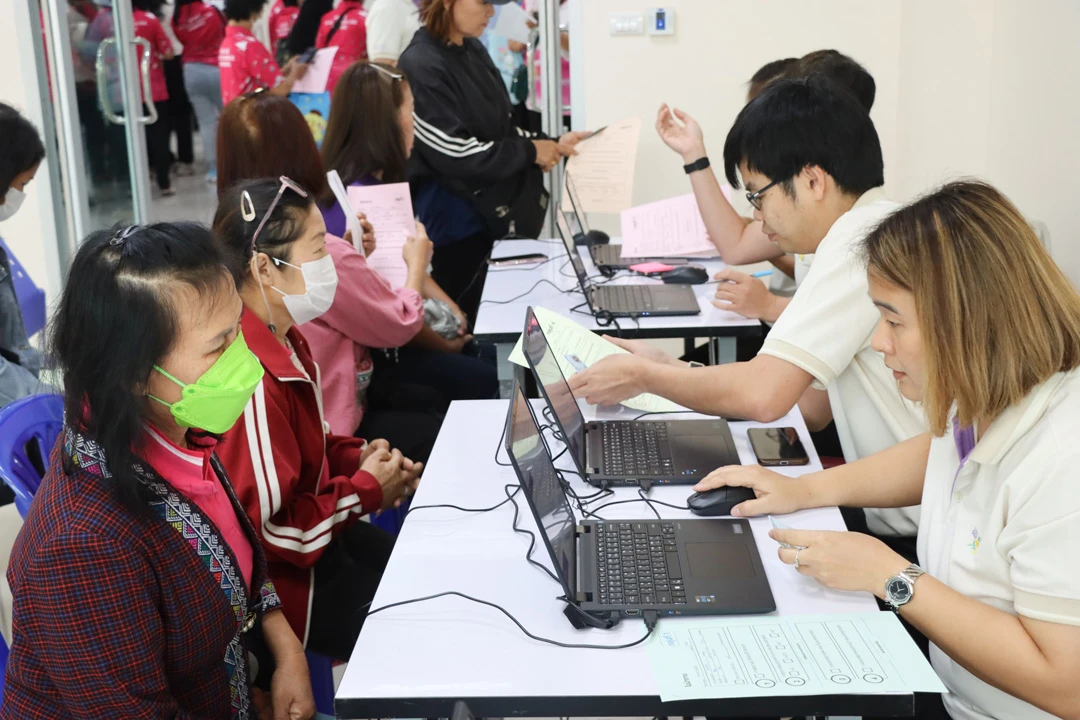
<box><xmin>347</xmin><ymin>182</ymin><xmax>414</xmax><ymax>289</ymax></box>
<box><xmin>646</xmin><ymin>612</ymin><xmax>946</xmax><ymax>702</ymax></box>
<box><xmin>507</xmin><ymin>307</ymin><xmax>683</xmax><ymax>414</ymax></box>
<box><xmin>620</xmin><ymin>193</ymin><xmax>726</xmax><ymax>259</ymax></box>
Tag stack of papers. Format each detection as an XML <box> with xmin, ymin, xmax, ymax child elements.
<box><xmin>507</xmin><ymin>307</ymin><xmax>683</xmax><ymax>414</ymax></box>
<box><xmin>620</xmin><ymin>193</ymin><xmax>719</xmax><ymax>259</ymax></box>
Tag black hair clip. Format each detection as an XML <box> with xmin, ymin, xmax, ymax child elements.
<box><xmin>110</xmin><ymin>224</ymin><xmax>140</xmax><ymax>245</ymax></box>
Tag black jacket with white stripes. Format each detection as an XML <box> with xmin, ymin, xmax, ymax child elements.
<box><xmin>399</xmin><ymin>27</ymin><xmax>546</xmax><ymax>194</ymax></box>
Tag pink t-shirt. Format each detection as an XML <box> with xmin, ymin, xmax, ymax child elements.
<box><xmin>172</xmin><ymin>1</ymin><xmax>225</xmax><ymax>66</ymax></box>
<box><xmin>143</xmin><ymin>425</ymin><xmax>254</xmax><ymax>590</ymax></box>
<box><xmin>219</xmin><ymin>24</ymin><xmax>284</xmax><ymax>105</ymax></box>
<box><xmin>269</xmin><ymin>5</ymin><xmax>299</xmax><ymax>49</ymax></box>
<box><xmin>315</xmin><ymin>0</ymin><xmax>367</xmax><ymax>94</ymax></box>
<box><xmin>133</xmin><ymin>9</ymin><xmax>172</xmax><ymax>103</ymax></box>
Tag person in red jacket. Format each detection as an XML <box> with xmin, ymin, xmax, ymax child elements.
<box><xmin>314</xmin><ymin>0</ymin><xmax>366</xmax><ymax>94</ymax></box>
<box><xmin>213</xmin><ymin>176</ymin><xmax>421</xmax><ymax>661</ymax></box>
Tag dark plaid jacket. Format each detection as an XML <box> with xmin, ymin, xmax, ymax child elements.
<box><xmin>1</xmin><ymin>428</ymin><xmax>282</xmax><ymax>719</ymax></box>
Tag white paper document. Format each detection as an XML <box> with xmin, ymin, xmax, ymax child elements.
<box><xmin>491</xmin><ymin>1</ymin><xmax>532</xmax><ymax>44</ymax></box>
<box><xmin>291</xmin><ymin>46</ymin><xmax>338</xmax><ymax>94</ymax></box>
<box><xmin>326</xmin><ymin>170</ymin><xmax>365</xmax><ymax>257</ymax></box>
<box><xmin>561</xmin><ymin>117</ymin><xmax>642</xmax><ymax>214</ymax></box>
<box><xmin>507</xmin><ymin>307</ymin><xmax>683</xmax><ymax>414</ymax></box>
<box><xmin>347</xmin><ymin>183</ymin><xmax>414</xmax><ymax>289</ymax></box>
<box><xmin>620</xmin><ymin>193</ymin><xmax>719</xmax><ymax>259</ymax></box>
<box><xmin>646</xmin><ymin>612</ymin><xmax>947</xmax><ymax>702</ymax></box>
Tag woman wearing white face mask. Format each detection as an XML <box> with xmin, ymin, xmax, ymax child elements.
<box><xmin>0</xmin><ymin>102</ymin><xmax>51</xmax><ymax>410</ymax></box>
<box><xmin>211</xmin><ymin>176</ymin><xmax>423</xmax><ymax>663</ymax></box>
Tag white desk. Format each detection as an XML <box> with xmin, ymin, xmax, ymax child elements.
<box><xmin>336</xmin><ymin>400</ymin><xmax>914</xmax><ymax>718</ymax></box>
<box><xmin>474</xmin><ymin>239</ymin><xmax>763</xmax><ymax>344</ymax></box>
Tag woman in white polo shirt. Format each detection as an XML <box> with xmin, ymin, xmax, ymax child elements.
<box><xmin>695</xmin><ymin>180</ymin><xmax>1080</xmax><ymax>720</ymax></box>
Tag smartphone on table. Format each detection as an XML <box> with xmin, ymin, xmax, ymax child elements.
<box><xmin>747</xmin><ymin>427</ymin><xmax>810</xmax><ymax>466</ymax></box>
<box><xmin>487</xmin><ymin>252</ymin><xmax>547</xmax><ymax>267</ymax></box>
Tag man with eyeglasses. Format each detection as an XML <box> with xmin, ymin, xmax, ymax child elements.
<box><xmin>569</xmin><ymin>75</ymin><xmax>927</xmax><ymax>550</ymax></box>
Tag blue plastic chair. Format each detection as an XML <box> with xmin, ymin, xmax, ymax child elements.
<box><xmin>0</xmin><ymin>394</ymin><xmax>64</xmax><ymax>518</ymax></box>
<box><xmin>0</xmin><ymin>237</ymin><xmax>47</xmax><ymax>338</ymax></box>
<box><xmin>306</xmin><ymin>650</ymin><xmax>335</xmax><ymax>716</ymax></box>
<box><xmin>0</xmin><ymin>631</ymin><xmax>8</xmax><ymax>708</ymax></box>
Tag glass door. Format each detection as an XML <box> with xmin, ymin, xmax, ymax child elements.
<box><xmin>39</xmin><ymin>0</ymin><xmax>155</xmax><ymax>241</ymax></box>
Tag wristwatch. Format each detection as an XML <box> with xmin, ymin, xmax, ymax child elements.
<box><xmin>683</xmin><ymin>156</ymin><xmax>710</xmax><ymax>175</ymax></box>
<box><xmin>884</xmin><ymin>564</ymin><xmax>925</xmax><ymax>612</ymax></box>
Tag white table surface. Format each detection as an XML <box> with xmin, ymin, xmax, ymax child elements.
<box><xmin>473</xmin><ymin>239</ymin><xmax>762</xmax><ymax>342</ymax></box>
<box><xmin>336</xmin><ymin>399</ymin><xmax>912</xmax><ymax>718</ymax></box>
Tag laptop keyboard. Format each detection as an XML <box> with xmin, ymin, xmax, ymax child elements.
<box><xmin>600</xmin><ymin>422</ymin><xmax>674</xmax><ymax>476</ymax></box>
<box><xmin>601</xmin><ymin>284</ymin><xmax>654</xmax><ymax>312</ymax></box>
<box><xmin>595</xmin><ymin>522</ymin><xmax>686</xmax><ymax>606</ymax></box>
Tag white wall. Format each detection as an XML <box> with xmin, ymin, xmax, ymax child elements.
<box><xmin>577</xmin><ymin>0</ymin><xmax>1080</xmax><ymax>284</ymax></box>
<box><xmin>1</xmin><ymin>0</ymin><xmax>64</xmax><ymax>302</ymax></box>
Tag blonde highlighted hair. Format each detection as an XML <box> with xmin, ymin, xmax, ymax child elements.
<box><xmin>861</xmin><ymin>180</ymin><xmax>1080</xmax><ymax>435</ymax></box>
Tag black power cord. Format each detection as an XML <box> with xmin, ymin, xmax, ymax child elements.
<box><xmin>366</xmin><ymin>591</ymin><xmax>657</xmax><ymax>649</ymax></box>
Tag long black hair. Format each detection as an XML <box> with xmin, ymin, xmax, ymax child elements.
<box><xmin>49</xmin><ymin>223</ymin><xmax>234</xmax><ymax>510</ymax></box>
<box><xmin>284</xmin><ymin>0</ymin><xmax>332</xmax><ymax>55</ymax></box>
<box><xmin>322</xmin><ymin>62</ymin><xmax>410</xmax><ymax>186</ymax></box>
<box><xmin>132</xmin><ymin>0</ymin><xmax>169</xmax><ymax>19</ymax></box>
<box><xmin>213</xmin><ymin>178</ymin><xmax>316</xmax><ymax>288</ymax></box>
<box><xmin>0</xmin><ymin>103</ymin><xmax>45</xmax><ymax>202</ymax></box>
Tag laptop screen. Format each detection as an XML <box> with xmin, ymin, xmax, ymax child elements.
<box><xmin>562</xmin><ymin>171</ymin><xmax>589</xmax><ymax>237</ymax></box>
<box><xmin>523</xmin><ymin>307</ymin><xmax>588</xmax><ymax>475</ymax></box>
<box><xmin>555</xmin><ymin>211</ymin><xmax>591</xmax><ymax>290</ymax></box>
<box><xmin>505</xmin><ymin>378</ymin><xmax>578</xmax><ymax>598</ymax></box>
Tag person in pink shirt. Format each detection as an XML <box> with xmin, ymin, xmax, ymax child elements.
<box><xmin>172</xmin><ymin>0</ymin><xmax>226</xmax><ymax>183</ymax></box>
<box><xmin>219</xmin><ymin>0</ymin><xmax>308</xmax><ymax>106</ymax></box>
<box><xmin>269</xmin><ymin>0</ymin><xmax>301</xmax><ymax>60</ymax></box>
<box><xmin>314</xmin><ymin>0</ymin><xmax>367</xmax><ymax>94</ymax></box>
<box><xmin>132</xmin><ymin>0</ymin><xmax>177</xmax><ymax>195</ymax></box>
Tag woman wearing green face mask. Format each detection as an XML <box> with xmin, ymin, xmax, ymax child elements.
<box><xmin>212</xmin><ymin>177</ymin><xmax>423</xmax><ymax>663</ymax></box>
<box><xmin>2</xmin><ymin>222</ymin><xmax>316</xmax><ymax>719</ymax></box>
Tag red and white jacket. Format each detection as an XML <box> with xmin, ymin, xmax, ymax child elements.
<box><xmin>217</xmin><ymin>309</ymin><xmax>384</xmax><ymax>644</ymax></box>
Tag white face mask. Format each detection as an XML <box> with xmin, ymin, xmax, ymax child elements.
<box><xmin>0</xmin><ymin>188</ymin><xmax>26</xmax><ymax>222</ymax></box>
<box><xmin>271</xmin><ymin>254</ymin><xmax>338</xmax><ymax>325</ymax></box>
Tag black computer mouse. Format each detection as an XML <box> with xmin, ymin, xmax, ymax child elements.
<box><xmin>687</xmin><ymin>487</ymin><xmax>758</xmax><ymax>517</ymax></box>
<box><xmin>660</xmin><ymin>265</ymin><xmax>709</xmax><ymax>284</ymax></box>
<box><xmin>573</xmin><ymin>230</ymin><xmax>611</xmax><ymax>247</ymax></box>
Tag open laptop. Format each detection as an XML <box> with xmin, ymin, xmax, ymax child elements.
<box><xmin>522</xmin><ymin>306</ymin><xmax>740</xmax><ymax>487</ymax></box>
<box><xmin>505</xmin><ymin>377</ymin><xmax>775</xmax><ymax>619</ymax></box>
<box><xmin>556</xmin><ymin>211</ymin><xmax>700</xmax><ymax>318</ymax></box>
<box><xmin>562</xmin><ymin>171</ymin><xmax>688</xmax><ymax>272</ymax></box>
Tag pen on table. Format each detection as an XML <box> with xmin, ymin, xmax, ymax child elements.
<box><xmin>706</xmin><ymin>269</ymin><xmax>775</xmax><ymax>285</ymax></box>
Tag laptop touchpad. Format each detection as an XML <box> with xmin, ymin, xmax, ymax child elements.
<box><xmin>686</xmin><ymin>542</ymin><xmax>755</xmax><ymax>579</ymax></box>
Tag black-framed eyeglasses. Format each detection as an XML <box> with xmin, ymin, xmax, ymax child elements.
<box><xmin>746</xmin><ymin>178</ymin><xmax>783</xmax><ymax>211</ymax></box>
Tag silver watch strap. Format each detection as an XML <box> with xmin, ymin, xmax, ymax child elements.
<box><xmin>901</xmin><ymin>564</ymin><xmax>925</xmax><ymax>584</ymax></box>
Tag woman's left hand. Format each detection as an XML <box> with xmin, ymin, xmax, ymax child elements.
<box><xmin>269</xmin><ymin>650</ymin><xmax>316</xmax><ymax>720</ymax></box>
<box><xmin>770</xmin><ymin>529</ymin><xmax>910</xmax><ymax>598</ymax></box>
<box><xmin>557</xmin><ymin>130</ymin><xmax>593</xmax><ymax>157</ymax></box>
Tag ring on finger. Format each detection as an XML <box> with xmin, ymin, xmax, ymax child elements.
<box><xmin>794</xmin><ymin>547</ymin><xmax>802</xmax><ymax>570</ymax></box>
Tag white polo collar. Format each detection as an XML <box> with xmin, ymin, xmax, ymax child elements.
<box><xmin>969</xmin><ymin>372</ymin><xmax>1068</xmax><ymax>465</ymax></box>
